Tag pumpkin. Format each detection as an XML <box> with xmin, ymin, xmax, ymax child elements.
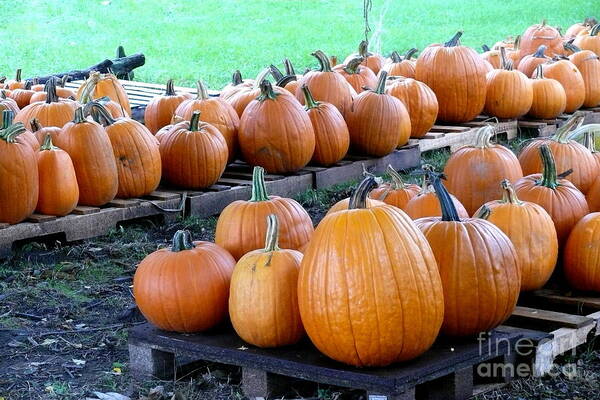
<box><xmin>514</xmin><ymin>144</ymin><xmax>589</xmax><ymax>244</ymax></box>
<box><xmin>144</xmin><ymin>79</ymin><xmax>192</xmax><ymax>134</ymax></box>
<box><xmin>481</xmin><ymin>44</ymin><xmax>501</xmax><ymax>69</ymax></box>
<box><xmin>565</xmin><ymin>18</ymin><xmax>598</xmax><ymax>40</ymax></box>
<box><xmin>10</xmin><ymin>80</ymin><xmax>35</xmax><ymax>108</ymax></box>
<box><xmin>344</xmin><ymin>40</ymin><xmax>385</xmax><ymax>74</ymax></box>
<box><xmin>540</xmin><ymin>58</ymin><xmax>586</xmax><ymax>113</ymax></box>
<box><xmin>334</xmin><ymin>56</ymin><xmax>378</xmax><ymax>93</ymax></box>
<box><xmin>295</xmin><ymin>50</ymin><xmax>356</xmax><ymax>116</ymax></box>
<box><xmin>175</xmin><ymin>80</ymin><xmax>239</xmax><ymax>162</ymax></box>
<box><xmin>240</xmin><ymin>80</ymin><xmax>315</xmax><ymax>173</ymax></box>
<box><xmin>133</xmin><ymin>230</ymin><xmax>235</xmax><ymax>333</ymax></box>
<box><xmin>0</xmin><ymin>91</ymin><xmax>20</xmax><ymax>122</ymax></box>
<box><xmin>54</xmin><ymin>107</ymin><xmax>118</xmax><ymax>206</ymax></box>
<box><xmin>215</xmin><ymin>167</ymin><xmax>313</xmax><ymax>259</ymax></box>
<box><xmin>54</xmin><ymin>75</ymin><xmax>76</xmax><ymax>99</ymax></box>
<box><xmin>574</xmin><ymin>24</ymin><xmax>600</xmax><ymax>56</ymax></box>
<box><xmin>14</xmin><ymin>79</ymin><xmax>78</xmax><ymax>130</ymax></box>
<box><xmin>86</xmin><ymin>102</ymin><xmax>161</xmax><ymax>199</ymax></box>
<box><xmin>517</xmin><ymin>45</ymin><xmax>550</xmax><ymax>78</ymax></box>
<box><xmin>415</xmin><ymin>173</ymin><xmax>520</xmax><ymax>336</ymax></box>
<box><xmin>583</xmin><ymin>130</ymin><xmax>600</xmax><ymax>168</ymax></box>
<box><xmin>527</xmin><ymin>65</ymin><xmax>567</xmax><ymax>119</ymax></box>
<box><xmin>94</xmin><ymin>96</ymin><xmax>128</xmax><ymax>118</ymax></box>
<box><xmin>301</xmin><ymin>85</ymin><xmax>349</xmax><ymax>166</ymax></box>
<box><xmin>327</xmin><ymin>191</ymin><xmax>386</xmax><ymax>216</ymax></box>
<box><xmin>221</xmin><ymin>69</ymin><xmax>271</xmax><ymax>117</ymax></box>
<box><xmin>444</xmin><ymin>125</ymin><xmax>524</xmax><ymax>216</ymax></box>
<box><xmin>155</xmin><ymin>115</ymin><xmax>184</xmax><ymax>143</ymax></box>
<box><xmin>563</xmin><ymin>213</ymin><xmax>600</xmax><ymax>291</ymax></box>
<box><xmin>475</xmin><ymin>180</ymin><xmax>558</xmax><ymax>291</ymax></box>
<box><xmin>405</xmin><ymin>167</ymin><xmax>470</xmax><ymax>219</ymax></box>
<box><xmin>30</xmin><ymin>118</ymin><xmax>62</xmax><ymax>145</ymax></box>
<box><xmin>506</xmin><ymin>36</ymin><xmax>522</xmax><ymax>68</ymax></box>
<box><xmin>346</xmin><ymin>71</ymin><xmax>411</xmax><ymax>155</ymax></box>
<box><xmin>370</xmin><ymin>164</ymin><xmax>420</xmax><ymax>210</ymax></box>
<box><xmin>6</xmin><ymin>69</ymin><xmax>25</xmax><ymax>90</ymax></box>
<box><xmin>298</xmin><ymin>176</ymin><xmax>444</xmax><ymax>366</ymax></box>
<box><xmin>31</xmin><ymin>77</ymin><xmax>76</xmax><ymax>103</ymax></box>
<box><xmin>0</xmin><ymin>121</ymin><xmax>38</xmax><ymax>224</ymax></box>
<box><xmin>569</xmin><ymin>48</ymin><xmax>600</xmax><ymax>108</ymax></box>
<box><xmin>229</xmin><ymin>214</ymin><xmax>304</xmax><ymax>348</ymax></box>
<box><xmin>220</xmin><ymin>70</ymin><xmax>253</xmax><ymax>98</ymax></box>
<box><xmin>518</xmin><ymin>113</ymin><xmax>595</xmax><ymax>193</ymax></box>
<box><xmin>385</xmin><ymin>77</ymin><xmax>438</xmax><ymax>138</ymax></box>
<box><xmin>159</xmin><ymin>110</ymin><xmax>227</xmax><ymax>189</ymax></box>
<box><xmin>2</xmin><ymin>110</ymin><xmax>38</xmax><ymax>152</ymax></box>
<box><xmin>415</xmin><ymin>31</ymin><xmax>488</xmax><ymax>123</ymax></box>
<box><xmin>77</xmin><ymin>71</ymin><xmax>131</xmax><ymax>116</ymax></box>
<box><xmin>382</xmin><ymin>48</ymin><xmax>418</xmax><ymax>77</ymax></box>
<box><xmin>36</xmin><ymin>134</ymin><xmax>79</xmax><ymax>216</ymax></box>
<box><xmin>271</xmin><ymin>60</ymin><xmax>301</xmax><ymax>94</ymax></box>
<box><xmin>519</xmin><ymin>20</ymin><xmax>564</xmax><ymax>60</ymax></box>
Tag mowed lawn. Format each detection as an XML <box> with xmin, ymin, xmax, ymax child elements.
<box><xmin>1</xmin><ymin>0</ymin><xmax>598</xmax><ymax>88</ymax></box>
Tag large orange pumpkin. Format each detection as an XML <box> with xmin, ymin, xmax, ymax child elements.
<box><xmin>77</xmin><ymin>71</ymin><xmax>131</xmax><ymax>116</ymax></box>
<box><xmin>519</xmin><ymin>20</ymin><xmax>564</xmax><ymax>60</ymax></box>
<box><xmin>54</xmin><ymin>107</ymin><xmax>118</xmax><ymax>206</ymax></box>
<box><xmin>36</xmin><ymin>134</ymin><xmax>79</xmax><ymax>216</ymax></box>
<box><xmin>346</xmin><ymin>71</ymin><xmax>411</xmax><ymax>155</ymax></box>
<box><xmin>514</xmin><ymin>144</ymin><xmax>589</xmax><ymax>244</ymax></box>
<box><xmin>370</xmin><ymin>164</ymin><xmax>420</xmax><ymax>210</ymax></box>
<box><xmin>144</xmin><ymin>79</ymin><xmax>192</xmax><ymax>134</ymax></box>
<box><xmin>573</xmin><ymin>24</ymin><xmax>600</xmax><ymax>56</ymax></box>
<box><xmin>15</xmin><ymin>79</ymin><xmax>78</xmax><ymax>129</ymax></box>
<box><xmin>301</xmin><ymin>85</ymin><xmax>349</xmax><ymax>166</ymax></box>
<box><xmin>382</xmin><ymin>48</ymin><xmax>418</xmax><ymax>77</ymax></box>
<box><xmin>343</xmin><ymin>40</ymin><xmax>385</xmax><ymax>74</ymax></box>
<box><xmin>0</xmin><ymin>121</ymin><xmax>38</xmax><ymax>224</ymax></box>
<box><xmin>475</xmin><ymin>180</ymin><xmax>558</xmax><ymax>291</ymax></box>
<box><xmin>334</xmin><ymin>57</ymin><xmax>377</xmax><ymax>93</ymax></box>
<box><xmin>175</xmin><ymin>80</ymin><xmax>239</xmax><ymax>162</ymax></box>
<box><xmin>86</xmin><ymin>102</ymin><xmax>161</xmax><ymax>199</ymax></box>
<box><xmin>415</xmin><ymin>31</ymin><xmax>488</xmax><ymax>123</ymax></box>
<box><xmin>298</xmin><ymin>176</ymin><xmax>444</xmax><ymax>366</ymax></box>
<box><xmin>133</xmin><ymin>230</ymin><xmax>235</xmax><ymax>333</ymax></box>
<box><xmin>415</xmin><ymin>174</ymin><xmax>520</xmax><ymax>336</ymax></box>
<box><xmin>444</xmin><ymin>125</ymin><xmax>524</xmax><ymax>215</ymax></box>
<box><xmin>527</xmin><ymin>65</ymin><xmax>567</xmax><ymax>119</ymax></box>
<box><xmin>240</xmin><ymin>80</ymin><xmax>315</xmax><ymax>174</ymax></box>
<box><xmin>563</xmin><ymin>213</ymin><xmax>600</xmax><ymax>292</ymax></box>
<box><xmin>386</xmin><ymin>77</ymin><xmax>438</xmax><ymax>138</ymax></box>
<box><xmin>229</xmin><ymin>214</ymin><xmax>304</xmax><ymax>348</ymax></box>
<box><xmin>518</xmin><ymin>45</ymin><xmax>551</xmax><ymax>78</ymax></box>
<box><xmin>540</xmin><ymin>58</ymin><xmax>586</xmax><ymax>113</ymax></box>
<box><xmin>569</xmin><ymin>49</ymin><xmax>600</xmax><ymax>108</ymax></box>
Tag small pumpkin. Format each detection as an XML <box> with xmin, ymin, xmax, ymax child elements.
<box><xmin>301</xmin><ymin>85</ymin><xmax>349</xmax><ymax>166</ymax></box>
<box><xmin>344</xmin><ymin>40</ymin><xmax>385</xmax><ymax>74</ymax></box>
<box><xmin>568</xmin><ymin>48</ymin><xmax>600</xmax><ymax>108</ymax></box>
<box><xmin>229</xmin><ymin>214</ymin><xmax>304</xmax><ymax>348</ymax></box>
<box><xmin>481</xmin><ymin>44</ymin><xmax>502</xmax><ymax>69</ymax></box>
<box><xmin>221</xmin><ymin>69</ymin><xmax>272</xmax><ymax>117</ymax></box>
<box><xmin>221</xmin><ymin>70</ymin><xmax>254</xmax><ymax>96</ymax></box>
<box><xmin>0</xmin><ymin>91</ymin><xmax>20</xmax><ymax>122</ymax></box>
<box><xmin>30</xmin><ymin>118</ymin><xmax>62</xmax><ymax>145</ymax></box>
<box><xmin>385</xmin><ymin>77</ymin><xmax>438</xmax><ymax>138</ymax></box>
<box><xmin>10</xmin><ymin>80</ymin><xmax>36</xmax><ymax>108</ymax></box>
<box><xmin>36</xmin><ymin>134</ymin><xmax>79</xmax><ymax>216</ymax></box>
<box><xmin>77</xmin><ymin>71</ymin><xmax>131</xmax><ymax>116</ymax></box>
<box><xmin>271</xmin><ymin>60</ymin><xmax>302</xmax><ymax>95</ymax></box>
<box><xmin>144</xmin><ymin>79</ymin><xmax>192</xmax><ymax>134</ymax></box>
<box><xmin>519</xmin><ymin>20</ymin><xmax>564</xmax><ymax>60</ymax></box>
<box><xmin>565</xmin><ymin>18</ymin><xmax>598</xmax><ymax>40</ymax></box>
<box><xmin>133</xmin><ymin>230</ymin><xmax>235</xmax><ymax>333</ymax></box>
<box><xmin>334</xmin><ymin>56</ymin><xmax>377</xmax><ymax>93</ymax></box>
<box><xmin>382</xmin><ymin>48</ymin><xmax>418</xmax><ymax>77</ymax></box>
<box><xmin>564</xmin><ymin>213</ymin><xmax>600</xmax><ymax>291</ymax></box>
<box><xmin>475</xmin><ymin>180</ymin><xmax>558</xmax><ymax>291</ymax></box>
<box><xmin>540</xmin><ymin>57</ymin><xmax>586</xmax><ymax>113</ymax></box>
<box><xmin>14</xmin><ymin>79</ymin><xmax>78</xmax><ymax>129</ymax></box>
<box><xmin>215</xmin><ymin>166</ymin><xmax>314</xmax><ymax>260</ymax></box>
<box><xmin>160</xmin><ymin>111</ymin><xmax>228</xmax><ymax>189</ymax></box>
<box><xmin>527</xmin><ymin>65</ymin><xmax>567</xmax><ymax>119</ymax></box>
<box><xmin>514</xmin><ymin>144</ymin><xmax>589</xmax><ymax>244</ymax></box>
<box><xmin>573</xmin><ymin>24</ymin><xmax>600</xmax><ymax>56</ymax></box>
<box><xmin>518</xmin><ymin>45</ymin><xmax>551</xmax><ymax>78</ymax></box>
<box><xmin>6</xmin><ymin>69</ymin><xmax>25</xmax><ymax>90</ymax></box>
<box><xmin>370</xmin><ymin>164</ymin><xmax>420</xmax><ymax>210</ymax></box>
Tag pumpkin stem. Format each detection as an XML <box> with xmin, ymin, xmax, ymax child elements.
<box><xmin>533</xmin><ymin>65</ymin><xmax>545</xmax><ymax>79</ymax></box>
<box><xmin>60</xmin><ymin>75</ymin><xmax>69</xmax><ymax>87</ymax></box>
<box><xmin>533</xmin><ymin>45</ymin><xmax>547</xmax><ymax>58</ymax></box>
<box><xmin>553</xmin><ymin>112</ymin><xmax>586</xmax><ymax>143</ymax></box>
<box><xmin>252</xmin><ymin>68</ymin><xmax>272</xmax><ymax>89</ymax></box>
<box><xmin>30</xmin><ymin>118</ymin><xmax>42</xmax><ymax>132</ymax></box>
<box><xmin>44</xmin><ymin>78</ymin><xmax>60</xmax><ymax>104</ymax></box>
<box><xmin>196</xmin><ymin>80</ymin><xmax>209</xmax><ymax>100</ymax></box>
<box><xmin>404</xmin><ymin>48</ymin><xmax>418</xmax><ymax>60</ymax></box>
<box><xmin>474</xmin><ymin>125</ymin><xmax>495</xmax><ymax>148</ymax></box>
<box><xmin>343</xmin><ymin>57</ymin><xmax>364</xmax><ymax>74</ymax></box>
<box><xmin>538</xmin><ymin>144</ymin><xmax>560</xmax><ymax>189</ymax></box>
<box><xmin>301</xmin><ymin>85</ymin><xmax>319</xmax><ymax>109</ymax></box>
<box><xmin>349</xmin><ymin>176</ymin><xmax>378</xmax><ymax>209</ymax></box>
<box><xmin>250</xmin><ymin>166</ymin><xmax>269</xmax><ymax>202</ymax></box>
<box><xmin>500</xmin><ymin>179</ymin><xmax>522</xmax><ymax>204</ymax></box>
<box><xmin>231</xmin><ymin>70</ymin><xmax>243</xmax><ymax>86</ymax></box>
<box><xmin>0</xmin><ymin>77</ymin><xmax>5</xmax><ymax>85</ymax></box>
<box><xmin>430</xmin><ymin>172</ymin><xmax>461</xmax><ymax>222</ymax></box>
<box><xmin>444</xmin><ymin>31</ymin><xmax>463</xmax><ymax>47</ymax></box>
<box><xmin>2</xmin><ymin>110</ymin><xmax>14</xmax><ymax>129</ymax></box>
<box><xmin>482</xmin><ymin>44</ymin><xmax>491</xmax><ymax>52</ymax></box>
<box><xmin>591</xmin><ymin>23</ymin><xmax>600</xmax><ymax>36</ymax></box>
<box><xmin>358</xmin><ymin>40</ymin><xmax>372</xmax><ymax>57</ymax></box>
<box><xmin>14</xmin><ymin>69</ymin><xmax>22</xmax><ymax>83</ymax></box>
<box><xmin>564</xmin><ymin>42</ymin><xmax>581</xmax><ymax>53</ymax></box>
<box><xmin>474</xmin><ymin>205</ymin><xmax>491</xmax><ymax>219</ymax></box>
<box><xmin>40</xmin><ymin>133</ymin><xmax>58</xmax><ymax>151</ymax></box>
<box><xmin>263</xmin><ymin>214</ymin><xmax>280</xmax><ymax>253</ymax></box>
<box><xmin>189</xmin><ymin>111</ymin><xmax>201</xmax><ymax>132</ymax></box>
<box><xmin>165</xmin><ymin>79</ymin><xmax>176</xmax><ymax>96</ymax></box>
<box><xmin>257</xmin><ymin>80</ymin><xmax>278</xmax><ymax>101</ymax></box>
<box><xmin>312</xmin><ymin>50</ymin><xmax>333</xmax><ymax>72</ymax></box>
<box><xmin>84</xmin><ymin>101</ymin><xmax>117</xmax><ymax>126</ymax></box>
<box><xmin>386</xmin><ymin>165</ymin><xmax>406</xmax><ymax>190</ymax></box>
<box><xmin>171</xmin><ymin>230</ymin><xmax>195</xmax><ymax>252</ymax></box>
<box><xmin>23</xmin><ymin>80</ymin><xmax>33</xmax><ymax>90</ymax></box>
<box><xmin>513</xmin><ymin>35</ymin><xmax>521</xmax><ymax>51</ymax></box>
<box><xmin>0</xmin><ymin>122</ymin><xmax>26</xmax><ymax>143</ymax></box>
<box><xmin>500</xmin><ymin>47</ymin><xmax>512</xmax><ymax>70</ymax></box>
<box><xmin>283</xmin><ymin>59</ymin><xmax>296</xmax><ymax>76</ymax></box>
<box><xmin>0</xmin><ymin>90</ymin><xmax>7</xmax><ymax>99</ymax></box>
<box><xmin>374</xmin><ymin>71</ymin><xmax>388</xmax><ymax>94</ymax></box>
<box><xmin>584</xmin><ymin>130</ymin><xmax>597</xmax><ymax>153</ymax></box>
<box><xmin>269</xmin><ymin>65</ymin><xmax>285</xmax><ymax>81</ymax></box>
<box><xmin>72</xmin><ymin>107</ymin><xmax>87</xmax><ymax>124</ymax></box>
<box><xmin>390</xmin><ymin>51</ymin><xmax>402</xmax><ymax>63</ymax></box>
<box><xmin>276</xmin><ymin>75</ymin><xmax>297</xmax><ymax>88</ymax></box>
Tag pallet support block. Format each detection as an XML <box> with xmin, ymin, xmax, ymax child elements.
<box><xmin>420</xmin><ymin>366</ymin><xmax>473</xmax><ymax>400</ymax></box>
<box><xmin>128</xmin><ymin>343</ymin><xmax>175</xmax><ymax>380</ymax></box>
<box><xmin>367</xmin><ymin>388</ymin><xmax>415</xmax><ymax>400</ymax></box>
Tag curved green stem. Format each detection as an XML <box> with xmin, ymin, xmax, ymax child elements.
<box><xmin>30</xmin><ymin>118</ymin><xmax>42</xmax><ymax>133</ymax></box>
<box><xmin>444</xmin><ymin>31</ymin><xmax>463</xmax><ymax>47</ymax></box>
<box><xmin>23</xmin><ymin>80</ymin><xmax>33</xmax><ymax>90</ymax></box>
<box><xmin>60</xmin><ymin>75</ymin><xmax>69</xmax><ymax>87</ymax></box>
<box><xmin>283</xmin><ymin>59</ymin><xmax>296</xmax><ymax>76</ymax></box>
<box><xmin>386</xmin><ymin>165</ymin><xmax>405</xmax><ymax>190</ymax></box>
<box><xmin>358</xmin><ymin>40</ymin><xmax>371</xmax><ymax>57</ymax></box>
<box><xmin>276</xmin><ymin>75</ymin><xmax>297</xmax><ymax>87</ymax></box>
<box><xmin>533</xmin><ymin>45</ymin><xmax>547</xmax><ymax>58</ymax></box>
<box><xmin>482</xmin><ymin>44</ymin><xmax>491</xmax><ymax>52</ymax></box>
<box><xmin>533</xmin><ymin>65</ymin><xmax>545</xmax><ymax>79</ymax></box>
<box><xmin>84</xmin><ymin>101</ymin><xmax>117</xmax><ymax>126</ymax></box>
<box><xmin>14</xmin><ymin>69</ymin><xmax>22</xmax><ymax>83</ymax></box>
<box><xmin>349</xmin><ymin>176</ymin><xmax>378</xmax><ymax>209</ymax></box>
<box><xmin>253</xmin><ymin>68</ymin><xmax>272</xmax><ymax>88</ymax></box>
<box><xmin>311</xmin><ymin>50</ymin><xmax>333</xmax><ymax>72</ymax></box>
<box><xmin>40</xmin><ymin>133</ymin><xmax>58</xmax><ymax>151</ymax></box>
<box><xmin>390</xmin><ymin>51</ymin><xmax>402</xmax><ymax>63</ymax></box>
<box><xmin>269</xmin><ymin>65</ymin><xmax>284</xmax><ymax>81</ymax></box>
<box><xmin>474</xmin><ymin>205</ymin><xmax>491</xmax><ymax>219</ymax></box>
<box><xmin>44</xmin><ymin>78</ymin><xmax>60</xmax><ymax>104</ymax></box>
<box><xmin>196</xmin><ymin>80</ymin><xmax>209</xmax><ymax>100</ymax></box>
<box><xmin>584</xmin><ymin>130</ymin><xmax>597</xmax><ymax>153</ymax></box>
<box><xmin>553</xmin><ymin>112</ymin><xmax>586</xmax><ymax>143</ymax></box>
<box><xmin>250</xmin><ymin>166</ymin><xmax>269</xmax><ymax>202</ymax></box>
<box><xmin>189</xmin><ymin>111</ymin><xmax>201</xmax><ymax>132</ymax></box>
<box><xmin>257</xmin><ymin>80</ymin><xmax>278</xmax><ymax>101</ymax></box>
<box><xmin>2</xmin><ymin>110</ymin><xmax>14</xmax><ymax>129</ymax></box>
<box><xmin>538</xmin><ymin>145</ymin><xmax>559</xmax><ymax>189</ymax></box>
<box><xmin>0</xmin><ymin>122</ymin><xmax>26</xmax><ymax>143</ymax></box>
<box><xmin>263</xmin><ymin>214</ymin><xmax>280</xmax><ymax>252</ymax></box>
<box><xmin>430</xmin><ymin>172</ymin><xmax>461</xmax><ymax>222</ymax></box>
<box><xmin>500</xmin><ymin>47</ymin><xmax>512</xmax><ymax>70</ymax></box>
<box><xmin>403</xmin><ymin>48</ymin><xmax>417</xmax><ymax>60</ymax></box>
<box><xmin>591</xmin><ymin>23</ymin><xmax>600</xmax><ymax>36</ymax></box>
<box><xmin>301</xmin><ymin>85</ymin><xmax>319</xmax><ymax>109</ymax></box>
<box><xmin>564</xmin><ymin>42</ymin><xmax>581</xmax><ymax>53</ymax></box>
<box><xmin>0</xmin><ymin>90</ymin><xmax>7</xmax><ymax>99</ymax></box>
<box><xmin>374</xmin><ymin>71</ymin><xmax>388</xmax><ymax>94</ymax></box>
<box><xmin>343</xmin><ymin>56</ymin><xmax>364</xmax><ymax>74</ymax></box>
<box><xmin>171</xmin><ymin>230</ymin><xmax>195</xmax><ymax>252</ymax></box>
<box><xmin>72</xmin><ymin>107</ymin><xmax>86</xmax><ymax>124</ymax></box>
<box><xmin>500</xmin><ymin>179</ymin><xmax>522</xmax><ymax>204</ymax></box>
<box><xmin>474</xmin><ymin>126</ymin><xmax>494</xmax><ymax>148</ymax></box>
<box><xmin>165</xmin><ymin>79</ymin><xmax>176</xmax><ymax>96</ymax></box>
<box><xmin>231</xmin><ymin>70</ymin><xmax>243</xmax><ymax>86</ymax></box>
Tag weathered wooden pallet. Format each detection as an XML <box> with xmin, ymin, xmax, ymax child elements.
<box><xmin>129</xmin><ymin>323</ymin><xmax>529</xmax><ymax>400</ymax></box>
<box><xmin>517</xmin><ymin>118</ymin><xmax>559</xmax><ymax>137</ymax></box>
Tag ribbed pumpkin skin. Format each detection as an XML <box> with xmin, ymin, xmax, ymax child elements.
<box><xmin>335</xmin><ymin>65</ymin><xmax>378</xmax><ymax>93</ymax></box>
<box><xmin>0</xmin><ymin>95</ymin><xmax>20</xmax><ymax>120</ymax></box>
<box><xmin>415</xmin><ymin>218</ymin><xmax>520</xmax><ymax>336</ymax></box>
<box><xmin>76</xmin><ymin>73</ymin><xmax>131</xmax><ymax>115</ymax></box>
<box><xmin>105</xmin><ymin>118</ymin><xmax>162</xmax><ymax>198</ymax></box>
<box><xmin>36</xmin><ymin>144</ymin><xmax>79</xmax><ymax>216</ymax></box>
<box><xmin>415</xmin><ymin>33</ymin><xmax>488</xmax><ymax>123</ymax></box>
<box><xmin>344</xmin><ymin>43</ymin><xmax>385</xmax><ymax>74</ymax></box>
<box><xmin>10</xmin><ymin>88</ymin><xmax>35</xmax><ymax>108</ymax></box>
<box><xmin>0</xmin><ymin>136</ymin><xmax>38</xmax><ymax>224</ymax></box>
<box><xmin>326</xmin><ymin>197</ymin><xmax>386</xmax><ymax>216</ymax></box>
<box><xmin>386</xmin><ymin>78</ymin><xmax>438</xmax><ymax>138</ymax></box>
<box><xmin>476</xmin><ymin>188</ymin><xmax>558</xmax><ymax>291</ymax></box>
<box><xmin>527</xmin><ymin>76</ymin><xmax>566</xmax><ymax>119</ymax></box>
<box><xmin>481</xmin><ymin>49</ymin><xmax>501</xmax><ymax>69</ymax></box>
<box><xmin>540</xmin><ymin>60</ymin><xmax>586</xmax><ymax>113</ymax></box>
<box><xmin>564</xmin><ymin>213</ymin><xmax>600</xmax><ymax>291</ymax></box>
<box><xmin>518</xmin><ymin>48</ymin><xmax>550</xmax><ymax>78</ymax></box>
<box><xmin>514</xmin><ymin>174</ymin><xmax>589</xmax><ymax>243</ymax></box>
<box><xmin>587</xmin><ymin>177</ymin><xmax>600</xmax><ymax>212</ymax></box>
<box><xmin>383</xmin><ymin>59</ymin><xmax>416</xmax><ymax>77</ymax></box>
<box><xmin>229</xmin><ymin>247</ymin><xmax>304</xmax><ymax>348</ymax></box>
<box><xmin>405</xmin><ymin>191</ymin><xmax>469</xmax><ymax>220</ymax></box>
<box><xmin>484</xmin><ymin>69</ymin><xmax>533</xmax><ymax>118</ymax></box>
<box><xmin>240</xmin><ymin>87</ymin><xmax>315</xmax><ymax>174</ymax></box>
<box><xmin>569</xmin><ymin>51</ymin><xmax>600</xmax><ymax>108</ymax></box>
<box><xmin>298</xmin><ymin>205</ymin><xmax>444</xmax><ymax>366</ymax></box>
<box><xmin>519</xmin><ymin>21</ymin><xmax>564</xmax><ymax>59</ymax></box>
<box><xmin>144</xmin><ymin>81</ymin><xmax>192</xmax><ymax>134</ymax></box>
<box><xmin>15</xmin><ymin>100</ymin><xmax>78</xmax><ymax>129</ymax></box>
<box><xmin>370</xmin><ymin>184</ymin><xmax>421</xmax><ymax>210</ymax></box>
<box><xmin>305</xmin><ymin>101</ymin><xmax>349</xmax><ymax>166</ymax></box>
<box><xmin>574</xmin><ymin>28</ymin><xmax>600</xmax><ymax>56</ymax></box>
<box><xmin>159</xmin><ymin>118</ymin><xmax>228</xmax><ymax>189</ymax></box>
<box><xmin>17</xmin><ymin>129</ymin><xmax>40</xmax><ymax>152</ymax></box>
<box><xmin>54</xmin><ymin>113</ymin><xmax>118</xmax><ymax>206</ymax></box>
<box><xmin>133</xmin><ymin>240</ymin><xmax>235</xmax><ymax>333</ymax></box>
<box><xmin>31</xmin><ymin>120</ymin><xmax>62</xmax><ymax>145</ymax></box>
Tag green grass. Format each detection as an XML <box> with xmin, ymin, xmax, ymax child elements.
<box><xmin>1</xmin><ymin>0</ymin><xmax>597</xmax><ymax>88</ymax></box>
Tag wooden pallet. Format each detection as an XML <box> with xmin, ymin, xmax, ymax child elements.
<box><xmin>518</xmin><ymin>108</ymin><xmax>600</xmax><ymax>138</ymax></box>
<box><xmin>129</xmin><ymin>323</ymin><xmax>530</xmax><ymax>400</ymax></box>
